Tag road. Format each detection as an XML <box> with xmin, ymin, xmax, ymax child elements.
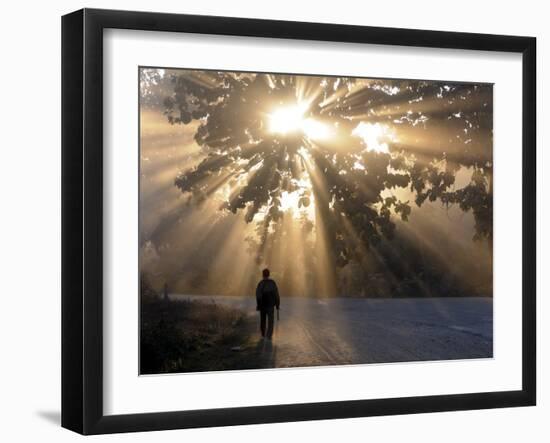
<box><xmin>174</xmin><ymin>295</ymin><xmax>493</xmax><ymax>368</ymax></box>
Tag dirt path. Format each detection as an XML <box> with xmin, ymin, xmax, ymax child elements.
<box><xmin>176</xmin><ymin>295</ymin><xmax>493</xmax><ymax>368</ymax></box>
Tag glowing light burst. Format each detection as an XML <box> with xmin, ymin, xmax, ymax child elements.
<box><xmin>278</xmin><ymin>188</ymin><xmax>316</xmax><ymax>221</ymax></box>
<box><xmin>302</xmin><ymin>118</ymin><xmax>332</xmax><ymax>140</ymax></box>
<box><xmin>269</xmin><ymin>103</ymin><xmax>308</xmax><ymax>134</ymax></box>
<box><xmin>268</xmin><ymin>102</ymin><xmax>333</xmax><ymax>140</ymax></box>
<box><xmin>352</xmin><ymin>122</ymin><xmax>397</xmax><ymax>153</ymax></box>
<box><xmin>280</xmin><ymin>190</ymin><xmax>301</xmax><ymax>212</ymax></box>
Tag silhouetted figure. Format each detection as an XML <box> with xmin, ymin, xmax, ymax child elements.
<box><xmin>256</xmin><ymin>268</ymin><xmax>280</xmax><ymax>340</ymax></box>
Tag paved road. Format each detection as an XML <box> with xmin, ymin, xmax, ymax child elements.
<box><xmin>175</xmin><ymin>295</ymin><xmax>493</xmax><ymax>367</ymax></box>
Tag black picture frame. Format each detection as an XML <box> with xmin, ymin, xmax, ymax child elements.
<box><xmin>62</xmin><ymin>8</ymin><xmax>536</xmax><ymax>435</ymax></box>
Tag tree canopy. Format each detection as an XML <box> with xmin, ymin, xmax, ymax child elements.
<box><xmin>140</xmin><ymin>68</ymin><xmax>493</xmax><ymax>297</ymax></box>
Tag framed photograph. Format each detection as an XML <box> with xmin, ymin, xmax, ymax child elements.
<box><xmin>62</xmin><ymin>8</ymin><xmax>536</xmax><ymax>434</ymax></box>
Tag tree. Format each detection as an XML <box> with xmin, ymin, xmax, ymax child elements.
<box><xmin>157</xmin><ymin>69</ymin><xmax>492</xmax><ymax>295</ymax></box>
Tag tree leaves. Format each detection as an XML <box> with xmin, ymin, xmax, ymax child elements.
<box><xmin>162</xmin><ymin>70</ymin><xmax>492</xmax><ymax>267</ymax></box>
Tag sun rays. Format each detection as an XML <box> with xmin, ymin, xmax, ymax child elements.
<box><xmin>352</xmin><ymin>121</ymin><xmax>397</xmax><ymax>154</ymax></box>
<box><xmin>139</xmin><ymin>68</ymin><xmax>493</xmax><ymax>299</ymax></box>
<box><xmin>268</xmin><ymin>102</ymin><xmax>309</xmax><ymax>134</ymax></box>
<box><xmin>268</xmin><ymin>101</ymin><xmax>335</xmax><ymax>141</ymax></box>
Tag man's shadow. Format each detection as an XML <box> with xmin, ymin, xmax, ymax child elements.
<box><xmin>255</xmin><ymin>338</ymin><xmax>277</xmax><ymax>367</ymax></box>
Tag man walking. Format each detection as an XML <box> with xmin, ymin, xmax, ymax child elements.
<box><xmin>255</xmin><ymin>268</ymin><xmax>280</xmax><ymax>340</ymax></box>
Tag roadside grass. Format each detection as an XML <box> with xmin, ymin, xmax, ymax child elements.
<box><xmin>140</xmin><ymin>297</ymin><xmax>264</xmax><ymax>374</ymax></box>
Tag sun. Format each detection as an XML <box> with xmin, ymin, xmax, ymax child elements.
<box><xmin>268</xmin><ymin>102</ymin><xmax>332</xmax><ymax>140</ymax></box>
<box><xmin>268</xmin><ymin>103</ymin><xmax>308</xmax><ymax>134</ymax></box>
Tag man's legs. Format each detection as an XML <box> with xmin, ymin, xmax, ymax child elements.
<box><xmin>260</xmin><ymin>310</ymin><xmax>267</xmax><ymax>337</ymax></box>
<box><xmin>266</xmin><ymin>307</ymin><xmax>275</xmax><ymax>339</ymax></box>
